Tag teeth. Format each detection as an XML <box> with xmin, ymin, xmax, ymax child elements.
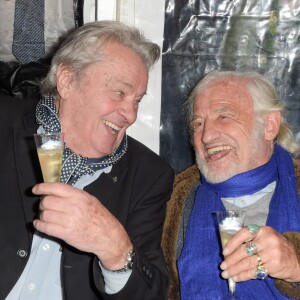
<box><xmin>103</xmin><ymin>120</ymin><xmax>121</xmax><ymax>132</ymax></box>
<box><xmin>207</xmin><ymin>145</ymin><xmax>232</xmax><ymax>155</ymax></box>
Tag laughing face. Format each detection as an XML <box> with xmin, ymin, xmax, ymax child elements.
<box><xmin>56</xmin><ymin>41</ymin><xmax>148</xmax><ymax>158</ymax></box>
<box><xmin>192</xmin><ymin>79</ymin><xmax>274</xmax><ymax>183</ymax></box>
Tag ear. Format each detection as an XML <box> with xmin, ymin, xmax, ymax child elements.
<box><xmin>263</xmin><ymin>111</ymin><xmax>281</xmax><ymax>141</ymax></box>
<box><xmin>56</xmin><ymin>64</ymin><xmax>73</xmax><ymax>99</ymax></box>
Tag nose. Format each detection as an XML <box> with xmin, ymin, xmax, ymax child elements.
<box><xmin>118</xmin><ymin>101</ymin><xmax>138</xmax><ymax>125</ymax></box>
<box><xmin>201</xmin><ymin>120</ymin><xmax>220</xmax><ymax>144</ymax></box>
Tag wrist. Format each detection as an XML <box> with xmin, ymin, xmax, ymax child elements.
<box><xmin>102</xmin><ymin>248</ymin><xmax>135</xmax><ymax>273</ymax></box>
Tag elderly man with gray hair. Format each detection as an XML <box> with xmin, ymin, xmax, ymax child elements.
<box><xmin>163</xmin><ymin>71</ymin><xmax>300</xmax><ymax>300</ymax></box>
<box><xmin>0</xmin><ymin>21</ymin><xmax>174</xmax><ymax>300</ymax></box>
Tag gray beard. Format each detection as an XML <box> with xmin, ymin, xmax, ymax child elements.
<box><xmin>195</xmin><ymin>120</ymin><xmax>266</xmax><ymax>183</ymax></box>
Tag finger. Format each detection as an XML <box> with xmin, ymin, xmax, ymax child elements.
<box><xmin>221</xmin><ymin>254</ymin><xmax>258</xmax><ymax>281</ymax></box>
<box><xmin>39</xmin><ymin>209</ymin><xmax>74</xmax><ymax>228</ymax></box>
<box><xmin>221</xmin><ymin>240</ymin><xmax>261</xmax><ymax>271</ymax></box>
<box><xmin>35</xmin><ymin>184</ymin><xmax>96</xmax><ymax>209</ymax></box>
<box><xmin>222</xmin><ymin>253</ymin><xmax>268</xmax><ymax>282</ymax></box>
<box><xmin>222</xmin><ymin>228</ymin><xmax>279</xmax><ymax>271</ymax></box>
<box><xmin>33</xmin><ymin>218</ymin><xmax>67</xmax><ymax>239</ymax></box>
<box><xmin>230</xmin><ymin>265</ymin><xmax>259</xmax><ymax>282</ymax></box>
<box><xmin>245</xmin><ymin>240</ymin><xmax>259</xmax><ymax>257</ymax></box>
<box><xmin>39</xmin><ymin>195</ymin><xmax>76</xmax><ymax>213</ymax></box>
<box><xmin>32</xmin><ymin>182</ymin><xmax>74</xmax><ymax>197</ymax></box>
<box><xmin>224</xmin><ymin>225</ymin><xmax>262</xmax><ymax>255</ymax></box>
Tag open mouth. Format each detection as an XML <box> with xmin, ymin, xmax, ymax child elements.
<box><xmin>207</xmin><ymin>145</ymin><xmax>233</xmax><ymax>156</ymax></box>
<box><xmin>103</xmin><ymin>120</ymin><xmax>121</xmax><ymax>134</ymax></box>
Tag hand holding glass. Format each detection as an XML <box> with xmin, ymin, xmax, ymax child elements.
<box><xmin>34</xmin><ymin>133</ymin><xmax>64</xmax><ymax>182</ymax></box>
<box><xmin>216</xmin><ymin>210</ymin><xmax>245</xmax><ymax>298</ymax></box>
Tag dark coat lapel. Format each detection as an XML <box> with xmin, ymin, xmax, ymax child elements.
<box><xmin>84</xmin><ymin>155</ymin><xmax>130</xmax><ymax>213</ymax></box>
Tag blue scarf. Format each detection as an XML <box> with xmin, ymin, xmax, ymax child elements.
<box><xmin>177</xmin><ymin>145</ymin><xmax>300</xmax><ymax>300</ymax></box>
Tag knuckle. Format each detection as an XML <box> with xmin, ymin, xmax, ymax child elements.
<box><xmin>41</xmin><ymin>195</ymin><xmax>51</xmax><ymax>207</ymax></box>
<box><xmin>248</xmin><ymin>268</ymin><xmax>256</xmax><ymax>279</ymax></box>
<box><xmin>242</xmin><ymin>256</ymin><xmax>253</xmax><ymax>268</ymax></box>
<box><xmin>39</xmin><ymin>199</ymin><xmax>45</xmax><ymax>210</ymax></box>
<box><xmin>240</xmin><ymin>244</ymin><xmax>246</xmax><ymax>255</ymax></box>
<box><xmin>41</xmin><ymin>210</ymin><xmax>51</xmax><ymax>221</ymax></box>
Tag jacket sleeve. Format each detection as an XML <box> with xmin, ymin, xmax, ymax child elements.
<box><xmin>93</xmin><ymin>157</ymin><xmax>175</xmax><ymax>300</ymax></box>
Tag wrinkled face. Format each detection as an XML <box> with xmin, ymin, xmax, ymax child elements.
<box><xmin>192</xmin><ymin>79</ymin><xmax>274</xmax><ymax>183</ymax></box>
<box><xmin>57</xmin><ymin>41</ymin><xmax>148</xmax><ymax>158</ymax></box>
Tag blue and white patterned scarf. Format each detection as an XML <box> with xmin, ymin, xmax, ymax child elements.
<box><xmin>36</xmin><ymin>95</ymin><xmax>127</xmax><ymax>185</ymax></box>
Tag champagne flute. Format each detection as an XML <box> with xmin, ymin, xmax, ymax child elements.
<box><xmin>34</xmin><ymin>133</ymin><xmax>64</xmax><ymax>182</ymax></box>
<box><xmin>216</xmin><ymin>210</ymin><xmax>246</xmax><ymax>299</ymax></box>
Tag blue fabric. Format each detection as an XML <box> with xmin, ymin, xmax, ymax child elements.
<box><xmin>177</xmin><ymin>145</ymin><xmax>300</xmax><ymax>300</ymax></box>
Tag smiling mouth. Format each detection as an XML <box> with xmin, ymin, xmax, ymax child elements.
<box><xmin>206</xmin><ymin>145</ymin><xmax>233</xmax><ymax>156</ymax></box>
<box><xmin>103</xmin><ymin>120</ymin><xmax>121</xmax><ymax>134</ymax></box>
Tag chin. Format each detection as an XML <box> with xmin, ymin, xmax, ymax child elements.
<box><xmin>204</xmin><ymin>172</ymin><xmax>235</xmax><ymax>183</ymax></box>
<box><xmin>197</xmin><ymin>160</ymin><xmax>239</xmax><ymax>183</ymax></box>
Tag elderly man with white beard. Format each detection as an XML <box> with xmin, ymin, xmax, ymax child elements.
<box><xmin>162</xmin><ymin>70</ymin><xmax>300</xmax><ymax>300</ymax></box>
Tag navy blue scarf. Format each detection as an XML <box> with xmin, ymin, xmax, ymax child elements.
<box><xmin>178</xmin><ymin>145</ymin><xmax>300</xmax><ymax>300</ymax></box>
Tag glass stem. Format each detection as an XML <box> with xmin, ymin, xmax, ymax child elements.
<box><xmin>228</xmin><ymin>278</ymin><xmax>236</xmax><ymax>294</ymax></box>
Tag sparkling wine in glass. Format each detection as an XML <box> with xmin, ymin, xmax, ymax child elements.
<box><xmin>216</xmin><ymin>210</ymin><xmax>246</xmax><ymax>299</ymax></box>
<box><xmin>34</xmin><ymin>133</ymin><xmax>64</xmax><ymax>182</ymax></box>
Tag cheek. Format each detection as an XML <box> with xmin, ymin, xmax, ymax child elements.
<box><xmin>88</xmin><ymin>102</ymin><xmax>112</xmax><ymax>119</ymax></box>
<box><xmin>193</xmin><ymin>135</ymin><xmax>205</xmax><ymax>155</ymax></box>
<box><xmin>227</xmin><ymin>119</ymin><xmax>255</xmax><ymax>142</ymax></box>
<box><xmin>131</xmin><ymin>112</ymin><xmax>138</xmax><ymax>124</ymax></box>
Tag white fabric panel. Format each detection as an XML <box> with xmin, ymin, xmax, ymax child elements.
<box><xmin>84</xmin><ymin>0</ymin><xmax>165</xmax><ymax>154</ymax></box>
<box><xmin>0</xmin><ymin>0</ymin><xmax>16</xmax><ymax>62</ymax></box>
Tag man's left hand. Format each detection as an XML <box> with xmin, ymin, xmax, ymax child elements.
<box><xmin>220</xmin><ymin>226</ymin><xmax>300</xmax><ymax>283</ymax></box>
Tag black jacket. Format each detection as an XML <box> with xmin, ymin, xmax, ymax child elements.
<box><xmin>0</xmin><ymin>94</ymin><xmax>174</xmax><ymax>300</ymax></box>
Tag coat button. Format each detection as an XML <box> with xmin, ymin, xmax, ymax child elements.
<box><xmin>17</xmin><ymin>248</ymin><xmax>28</xmax><ymax>258</ymax></box>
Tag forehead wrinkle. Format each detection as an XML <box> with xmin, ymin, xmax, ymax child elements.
<box><xmin>194</xmin><ymin>104</ymin><xmax>235</xmax><ymax>118</ymax></box>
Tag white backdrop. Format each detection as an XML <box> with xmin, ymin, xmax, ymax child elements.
<box><xmin>84</xmin><ymin>0</ymin><xmax>165</xmax><ymax>154</ymax></box>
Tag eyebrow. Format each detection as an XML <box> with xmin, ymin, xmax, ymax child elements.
<box><xmin>191</xmin><ymin>114</ymin><xmax>204</xmax><ymax>121</ymax></box>
<box><xmin>118</xmin><ymin>81</ymin><xmax>133</xmax><ymax>89</ymax></box>
<box><xmin>117</xmin><ymin>80</ymin><xmax>147</xmax><ymax>98</ymax></box>
<box><xmin>214</xmin><ymin>106</ymin><xmax>235</xmax><ymax>113</ymax></box>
